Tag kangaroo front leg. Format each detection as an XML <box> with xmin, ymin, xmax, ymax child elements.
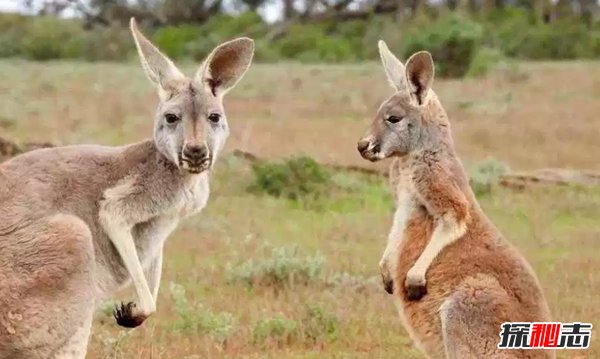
<box><xmin>146</xmin><ymin>249</ymin><xmax>163</xmax><ymax>302</ymax></box>
<box><xmin>101</xmin><ymin>220</ymin><xmax>156</xmax><ymax>328</ymax></box>
<box><xmin>405</xmin><ymin>214</ymin><xmax>467</xmax><ymax>300</ymax></box>
<box><xmin>407</xmin><ymin>162</ymin><xmax>470</xmax><ymax>301</ymax></box>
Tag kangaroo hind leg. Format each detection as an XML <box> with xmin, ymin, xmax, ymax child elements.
<box><xmin>440</xmin><ymin>274</ymin><xmax>527</xmax><ymax>359</ymax></box>
<box><xmin>0</xmin><ymin>214</ymin><xmax>96</xmax><ymax>359</ymax></box>
<box><xmin>51</xmin><ymin>311</ymin><xmax>93</xmax><ymax>359</ymax></box>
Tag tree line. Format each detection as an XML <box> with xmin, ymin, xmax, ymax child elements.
<box><xmin>25</xmin><ymin>0</ymin><xmax>600</xmax><ymax>28</ymax></box>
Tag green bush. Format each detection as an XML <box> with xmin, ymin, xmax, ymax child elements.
<box><xmin>401</xmin><ymin>13</ymin><xmax>484</xmax><ymax>78</ymax></box>
<box><xmin>226</xmin><ymin>245</ymin><xmax>326</xmax><ymax>289</ymax></box>
<box><xmin>467</xmin><ymin>46</ymin><xmax>505</xmax><ymax>78</ymax></box>
<box><xmin>487</xmin><ymin>8</ymin><xmax>600</xmax><ymax>60</ymax></box>
<box><xmin>167</xmin><ymin>282</ymin><xmax>237</xmax><ymax>344</ymax></box>
<box><xmin>275</xmin><ymin>23</ymin><xmax>357</xmax><ymax>63</ymax></box>
<box><xmin>276</xmin><ymin>24</ymin><xmax>326</xmax><ymax>59</ymax></box>
<box><xmin>468</xmin><ymin>158</ymin><xmax>510</xmax><ymax>197</ymax></box>
<box><xmin>252</xmin><ymin>39</ymin><xmax>282</xmax><ymax>62</ymax></box>
<box><xmin>4</xmin><ymin>10</ymin><xmax>600</xmax><ymax>66</ymax></box>
<box><xmin>81</xmin><ymin>26</ymin><xmax>132</xmax><ymax>62</ymax></box>
<box><xmin>0</xmin><ymin>30</ymin><xmax>25</xmax><ymax>58</ymax></box>
<box><xmin>248</xmin><ymin>156</ymin><xmax>333</xmax><ymax>201</ymax></box>
<box><xmin>152</xmin><ymin>24</ymin><xmax>202</xmax><ymax>59</ymax></box>
<box><xmin>495</xmin><ymin>23</ymin><xmax>588</xmax><ymax>59</ymax></box>
<box><xmin>301</xmin><ymin>303</ymin><xmax>340</xmax><ymax>344</ymax></box>
<box><xmin>0</xmin><ymin>15</ymin><xmax>130</xmax><ymax>61</ymax></box>
<box><xmin>251</xmin><ymin>314</ymin><xmax>299</xmax><ymax>346</ymax></box>
<box><xmin>0</xmin><ymin>13</ymin><xmax>30</xmax><ymax>58</ymax></box>
<box><xmin>20</xmin><ymin>17</ymin><xmax>85</xmax><ymax>60</ymax></box>
<box><xmin>189</xmin><ymin>12</ymin><xmax>267</xmax><ymax>61</ymax></box>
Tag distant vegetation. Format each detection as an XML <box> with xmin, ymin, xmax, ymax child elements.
<box><xmin>2</xmin><ymin>0</ymin><xmax>600</xmax><ymax>78</ymax></box>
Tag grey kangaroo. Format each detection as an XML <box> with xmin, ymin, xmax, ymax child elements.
<box><xmin>0</xmin><ymin>18</ymin><xmax>254</xmax><ymax>358</ymax></box>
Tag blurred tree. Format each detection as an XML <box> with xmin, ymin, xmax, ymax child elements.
<box><xmin>238</xmin><ymin>0</ymin><xmax>269</xmax><ymax>12</ymax></box>
<box><xmin>161</xmin><ymin>0</ymin><xmax>223</xmax><ymax>23</ymax></box>
<box><xmin>15</xmin><ymin>0</ymin><xmax>600</xmax><ymax>30</ymax></box>
<box><xmin>577</xmin><ymin>0</ymin><xmax>598</xmax><ymax>26</ymax></box>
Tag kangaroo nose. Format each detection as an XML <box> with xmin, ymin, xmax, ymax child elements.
<box><xmin>183</xmin><ymin>144</ymin><xmax>208</xmax><ymax>160</ymax></box>
<box><xmin>357</xmin><ymin>140</ymin><xmax>370</xmax><ymax>154</ymax></box>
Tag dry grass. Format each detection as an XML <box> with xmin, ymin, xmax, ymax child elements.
<box><xmin>0</xmin><ymin>59</ymin><xmax>598</xmax><ymax>358</ymax></box>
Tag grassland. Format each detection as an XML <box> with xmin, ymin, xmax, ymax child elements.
<box><xmin>0</xmin><ymin>59</ymin><xmax>598</xmax><ymax>358</ymax></box>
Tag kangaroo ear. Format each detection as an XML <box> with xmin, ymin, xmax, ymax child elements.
<box><xmin>405</xmin><ymin>51</ymin><xmax>435</xmax><ymax>106</ymax></box>
<box><xmin>130</xmin><ymin>18</ymin><xmax>184</xmax><ymax>94</ymax></box>
<box><xmin>196</xmin><ymin>37</ymin><xmax>255</xmax><ymax>97</ymax></box>
<box><xmin>378</xmin><ymin>40</ymin><xmax>408</xmax><ymax>92</ymax></box>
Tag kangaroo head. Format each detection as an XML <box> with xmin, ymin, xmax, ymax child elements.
<box><xmin>130</xmin><ymin>18</ymin><xmax>254</xmax><ymax>174</ymax></box>
<box><xmin>358</xmin><ymin>40</ymin><xmax>449</xmax><ymax>162</ymax></box>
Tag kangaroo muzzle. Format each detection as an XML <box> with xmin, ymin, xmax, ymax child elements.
<box><xmin>181</xmin><ymin>144</ymin><xmax>211</xmax><ymax>174</ymax></box>
<box><xmin>357</xmin><ymin>138</ymin><xmax>381</xmax><ymax>162</ymax></box>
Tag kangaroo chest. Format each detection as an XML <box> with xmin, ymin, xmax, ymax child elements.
<box><xmin>387</xmin><ymin>166</ymin><xmax>434</xmax><ymax>289</ymax></box>
<box><xmin>174</xmin><ymin>175</ymin><xmax>210</xmax><ymax>219</ymax></box>
<box><xmin>133</xmin><ymin>176</ymin><xmax>210</xmax><ymax>262</ymax></box>
<box><xmin>388</xmin><ymin>165</ymin><xmax>418</xmax><ymax>247</ymax></box>
<box><xmin>98</xmin><ymin>173</ymin><xmax>210</xmax><ymax>293</ymax></box>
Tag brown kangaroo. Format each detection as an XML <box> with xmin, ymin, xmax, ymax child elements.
<box><xmin>357</xmin><ymin>40</ymin><xmax>554</xmax><ymax>359</ymax></box>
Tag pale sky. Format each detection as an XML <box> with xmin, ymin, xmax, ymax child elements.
<box><xmin>0</xmin><ymin>0</ymin><xmax>22</xmax><ymax>12</ymax></box>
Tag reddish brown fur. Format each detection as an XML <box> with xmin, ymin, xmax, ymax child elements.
<box><xmin>391</xmin><ymin>94</ymin><xmax>553</xmax><ymax>359</ymax></box>
<box><xmin>359</xmin><ymin>43</ymin><xmax>554</xmax><ymax>358</ymax></box>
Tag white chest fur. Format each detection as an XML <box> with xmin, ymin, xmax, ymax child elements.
<box><xmin>175</xmin><ymin>173</ymin><xmax>210</xmax><ymax>218</ymax></box>
<box><xmin>385</xmin><ymin>177</ymin><xmax>425</xmax><ymax>352</ymax></box>
<box><xmin>384</xmin><ymin>166</ymin><xmax>415</xmax><ymax>260</ymax></box>
<box><xmin>382</xmin><ymin>187</ymin><xmax>414</xmax><ymax>272</ymax></box>
<box><xmin>388</xmin><ymin>189</ymin><xmax>414</xmax><ymax>245</ymax></box>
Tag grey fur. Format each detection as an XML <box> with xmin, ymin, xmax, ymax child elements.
<box><xmin>0</xmin><ymin>18</ymin><xmax>254</xmax><ymax>359</ymax></box>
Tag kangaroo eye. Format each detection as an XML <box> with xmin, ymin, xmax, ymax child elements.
<box><xmin>208</xmin><ymin>113</ymin><xmax>221</xmax><ymax>123</ymax></box>
<box><xmin>165</xmin><ymin>114</ymin><xmax>180</xmax><ymax>124</ymax></box>
<box><xmin>386</xmin><ymin>116</ymin><xmax>403</xmax><ymax>124</ymax></box>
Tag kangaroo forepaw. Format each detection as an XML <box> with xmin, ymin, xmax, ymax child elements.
<box><xmin>381</xmin><ymin>273</ymin><xmax>395</xmax><ymax>295</ymax></box>
<box><xmin>406</xmin><ymin>283</ymin><xmax>427</xmax><ymax>301</ymax></box>
<box><xmin>113</xmin><ymin>301</ymin><xmax>148</xmax><ymax>328</ymax></box>
<box><xmin>405</xmin><ymin>272</ymin><xmax>427</xmax><ymax>301</ymax></box>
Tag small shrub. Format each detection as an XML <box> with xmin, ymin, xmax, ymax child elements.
<box><xmin>20</xmin><ymin>17</ymin><xmax>85</xmax><ymax>60</ymax></box>
<box><xmin>275</xmin><ymin>23</ymin><xmax>357</xmax><ymax>63</ymax></box>
<box><xmin>401</xmin><ymin>13</ymin><xmax>484</xmax><ymax>78</ymax></box>
<box><xmin>98</xmin><ymin>330</ymin><xmax>133</xmax><ymax>357</ymax></box>
<box><xmin>325</xmin><ymin>271</ymin><xmax>378</xmax><ymax>288</ymax></box>
<box><xmin>276</xmin><ymin>24</ymin><xmax>326</xmax><ymax>59</ymax></box>
<box><xmin>252</xmin><ymin>39</ymin><xmax>282</xmax><ymax>62</ymax></box>
<box><xmin>507</xmin><ymin>23</ymin><xmax>594</xmax><ymax>60</ymax></box>
<box><xmin>168</xmin><ymin>282</ymin><xmax>237</xmax><ymax>345</ymax></box>
<box><xmin>201</xmin><ymin>12</ymin><xmax>265</xmax><ymax>38</ymax></box>
<box><xmin>82</xmin><ymin>26</ymin><xmax>132</xmax><ymax>62</ymax></box>
<box><xmin>189</xmin><ymin>12</ymin><xmax>267</xmax><ymax>61</ymax></box>
<box><xmin>226</xmin><ymin>245</ymin><xmax>326</xmax><ymax>289</ymax></box>
<box><xmin>467</xmin><ymin>46</ymin><xmax>504</xmax><ymax>78</ymax></box>
<box><xmin>152</xmin><ymin>24</ymin><xmax>202</xmax><ymax>59</ymax></box>
<box><xmin>94</xmin><ymin>300</ymin><xmax>124</xmax><ymax>326</ymax></box>
<box><xmin>487</xmin><ymin>8</ymin><xmax>600</xmax><ymax>60</ymax></box>
<box><xmin>0</xmin><ymin>13</ymin><xmax>30</xmax><ymax>58</ymax></box>
<box><xmin>251</xmin><ymin>314</ymin><xmax>299</xmax><ymax>347</ymax></box>
<box><xmin>188</xmin><ymin>34</ymin><xmax>227</xmax><ymax>61</ymax></box>
<box><xmin>296</xmin><ymin>37</ymin><xmax>357</xmax><ymax>63</ymax></box>
<box><xmin>248</xmin><ymin>156</ymin><xmax>333</xmax><ymax>202</ymax></box>
<box><xmin>301</xmin><ymin>303</ymin><xmax>340</xmax><ymax>344</ymax></box>
<box><xmin>469</xmin><ymin>158</ymin><xmax>510</xmax><ymax>197</ymax></box>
